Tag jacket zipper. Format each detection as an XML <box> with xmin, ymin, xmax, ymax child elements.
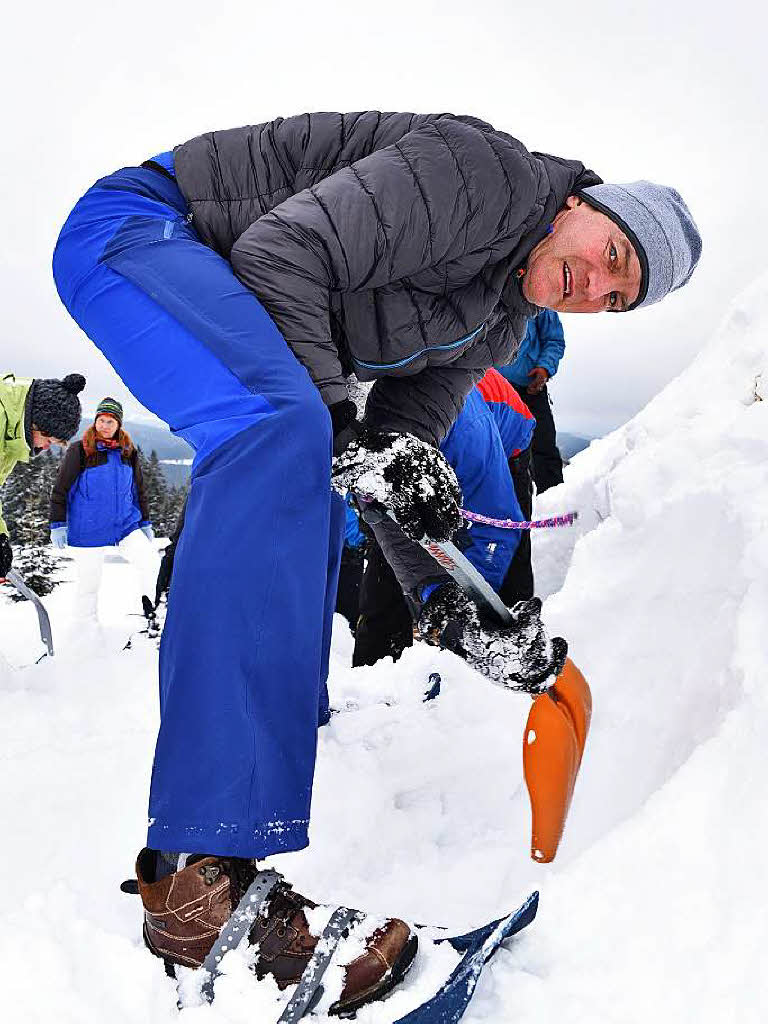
<box><xmin>352</xmin><ymin>322</ymin><xmax>486</xmax><ymax>372</ymax></box>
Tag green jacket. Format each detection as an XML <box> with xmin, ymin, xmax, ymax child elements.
<box><xmin>0</xmin><ymin>373</ymin><xmax>33</xmax><ymax>536</ymax></box>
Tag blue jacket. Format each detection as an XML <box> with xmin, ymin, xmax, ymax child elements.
<box><xmin>51</xmin><ymin>440</ymin><xmax>148</xmax><ymax>548</ymax></box>
<box><xmin>496</xmin><ymin>310</ymin><xmax>565</xmax><ymax>387</ymax></box>
<box><xmin>441</xmin><ymin>388</ymin><xmax>530</xmax><ymax>591</ymax></box>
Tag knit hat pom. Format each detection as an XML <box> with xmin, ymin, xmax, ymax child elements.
<box><xmin>62</xmin><ymin>373</ymin><xmax>86</xmax><ymax>395</ymax></box>
<box><xmin>30</xmin><ymin>373</ymin><xmax>86</xmax><ymax>441</ymax></box>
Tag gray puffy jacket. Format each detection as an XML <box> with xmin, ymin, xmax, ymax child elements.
<box><xmin>174</xmin><ymin>112</ymin><xmax>599</xmax><ymax>443</ymax></box>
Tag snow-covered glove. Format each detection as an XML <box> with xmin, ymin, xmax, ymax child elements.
<box><xmin>0</xmin><ymin>533</ymin><xmax>12</xmax><ymax>577</ymax></box>
<box><xmin>332</xmin><ymin>428</ymin><xmax>462</xmax><ymax>542</ymax></box>
<box><xmin>417</xmin><ymin>582</ymin><xmax>567</xmax><ymax>693</ymax></box>
<box><xmin>50</xmin><ymin>525</ymin><xmax>68</xmax><ymax>549</ymax></box>
<box><xmin>140</xmin><ymin>523</ymin><xmax>155</xmax><ymax>541</ymax></box>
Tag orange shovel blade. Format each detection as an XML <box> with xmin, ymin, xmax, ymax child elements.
<box><xmin>523</xmin><ymin>658</ymin><xmax>592</xmax><ymax>863</ymax></box>
<box><xmin>552</xmin><ymin>658</ymin><xmax>592</xmax><ymax>764</ymax></box>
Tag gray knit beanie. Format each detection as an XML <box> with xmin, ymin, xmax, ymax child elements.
<box><xmin>579</xmin><ymin>181</ymin><xmax>702</xmax><ymax>310</ymax></box>
<box><xmin>31</xmin><ymin>373</ymin><xmax>86</xmax><ymax>440</ymax></box>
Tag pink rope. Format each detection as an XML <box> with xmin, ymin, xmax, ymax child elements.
<box><xmin>460</xmin><ymin>509</ymin><xmax>579</xmax><ymax>530</ymax></box>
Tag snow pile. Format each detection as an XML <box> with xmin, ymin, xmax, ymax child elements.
<box><xmin>523</xmin><ymin>271</ymin><xmax>768</xmax><ymax>1020</ymax></box>
<box><xmin>1</xmin><ymin>275</ymin><xmax>767</xmax><ymax>1021</ymax></box>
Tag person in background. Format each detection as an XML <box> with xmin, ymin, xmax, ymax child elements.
<box><xmin>335</xmin><ymin>494</ymin><xmax>368</xmax><ymax>633</ymax></box>
<box><xmin>154</xmin><ymin>500</ymin><xmax>185</xmax><ymax>610</ymax></box>
<box><xmin>49</xmin><ymin>397</ymin><xmax>159</xmax><ymax>624</ymax></box>
<box><xmin>353</xmin><ymin>370</ymin><xmax>536</xmax><ymax>667</ymax></box>
<box><xmin>496</xmin><ymin>309</ymin><xmax>565</xmax><ymax>493</ymax></box>
<box><xmin>475</xmin><ymin>368</ymin><xmax>536</xmax><ymax>604</ymax></box>
<box><xmin>0</xmin><ymin>372</ymin><xmax>85</xmax><ymax>583</ymax></box>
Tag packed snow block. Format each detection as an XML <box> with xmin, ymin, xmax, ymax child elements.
<box><xmin>524</xmin><ymin>659</ymin><xmax>592</xmax><ymax>862</ymax></box>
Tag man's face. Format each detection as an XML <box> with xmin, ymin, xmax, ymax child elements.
<box><xmin>31</xmin><ymin>428</ymin><xmax>64</xmax><ymax>452</ymax></box>
<box><xmin>522</xmin><ymin>196</ymin><xmax>643</xmax><ymax>313</ymax></box>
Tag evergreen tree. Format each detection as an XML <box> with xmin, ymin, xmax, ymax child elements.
<box><xmin>164</xmin><ymin>482</ymin><xmax>189</xmax><ymax>539</ymax></box>
<box><xmin>1</xmin><ymin>448</ymin><xmax>67</xmax><ymax>599</ymax></box>
<box><xmin>137</xmin><ymin>448</ymin><xmax>172</xmax><ymax>534</ymax></box>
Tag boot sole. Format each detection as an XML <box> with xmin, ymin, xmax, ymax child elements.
<box><xmin>329</xmin><ymin>932</ymin><xmax>419</xmax><ymax>1017</ymax></box>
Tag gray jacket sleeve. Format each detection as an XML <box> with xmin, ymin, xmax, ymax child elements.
<box><xmin>228</xmin><ymin>119</ymin><xmax>529</xmax><ymax>409</ymax></box>
<box><xmin>363</xmin><ymin>365</ymin><xmax>482</xmax><ymax>446</ymax></box>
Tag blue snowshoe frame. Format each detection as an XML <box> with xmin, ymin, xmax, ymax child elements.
<box><xmin>395</xmin><ymin>892</ymin><xmax>539</xmax><ymax>1024</ymax></box>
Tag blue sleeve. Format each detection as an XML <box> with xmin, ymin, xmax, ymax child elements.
<box><xmin>344</xmin><ymin>494</ymin><xmax>366</xmax><ymax>549</ymax></box>
<box><xmin>534</xmin><ymin>310</ymin><xmax>565</xmax><ymax>378</ymax></box>
<box><xmin>486</xmin><ymin>401</ymin><xmax>535</xmax><ymax>458</ymax></box>
<box><xmin>494</xmin><ymin>319</ymin><xmax>535</xmax><ymax>387</ymax></box>
<box><xmin>441</xmin><ymin>403</ymin><xmax>521</xmax><ymax>592</ymax></box>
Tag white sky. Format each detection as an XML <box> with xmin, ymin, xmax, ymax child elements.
<box><xmin>2</xmin><ymin>0</ymin><xmax>765</xmax><ymax>436</ymax></box>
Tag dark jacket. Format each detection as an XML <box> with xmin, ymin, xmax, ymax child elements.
<box><xmin>496</xmin><ymin>309</ymin><xmax>565</xmax><ymax>387</ymax></box>
<box><xmin>174</xmin><ymin>112</ymin><xmax>600</xmax><ymax>444</ymax></box>
<box><xmin>50</xmin><ymin>436</ymin><xmax>150</xmax><ymax>547</ymax></box>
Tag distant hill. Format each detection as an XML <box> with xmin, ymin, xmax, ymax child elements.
<box><xmin>557</xmin><ymin>431</ymin><xmax>592</xmax><ymax>461</ymax></box>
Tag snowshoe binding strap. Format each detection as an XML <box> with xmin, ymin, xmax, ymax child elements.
<box><xmin>200</xmin><ymin>868</ymin><xmax>282</xmax><ymax>1002</ymax></box>
<box><xmin>276</xmin><ymin>907</ymin><xmax>362</xmax><ymax>1022</ymax></box>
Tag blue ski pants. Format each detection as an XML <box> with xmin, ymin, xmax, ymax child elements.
<box><xmin>53</xmin><ymin>160</ymin><xmax>345</xmax><ymax>858</ymax></box>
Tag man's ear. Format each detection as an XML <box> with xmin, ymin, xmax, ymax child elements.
<box><xmin>564</xmin><ymin>195</ymin><xmax>582</xmax><ymax>209</ymax></box>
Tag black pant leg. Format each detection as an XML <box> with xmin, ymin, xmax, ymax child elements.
<box><xmin>498</xmin><ymin>447</ymin><xmax>534</xmax><ymax>604</ymax></box>
<box><xmin>335</xmin><ymin>545</ymin><xmax>365</xmax><ymax>632</ymax></box>
<box><xmin>513</xmin><ymin>384</ymin><xmax>563</xmax><ymax>494</ymax></box>
<box><xmin>352</xmin><ymin>537</ymin><xmax>415</xmax><ymax>667</ymax></box>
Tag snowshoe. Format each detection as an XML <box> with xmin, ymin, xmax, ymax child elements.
<box><xmin>124</xmin><ymin>849</ymin><xmax>537</xmax><ymax>1022</ymax></box>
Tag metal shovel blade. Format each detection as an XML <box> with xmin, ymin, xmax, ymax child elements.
<box><xmin>6</xmin><ymin>569</ymin><xmax>54</xmax><ymax>658</ymax></box>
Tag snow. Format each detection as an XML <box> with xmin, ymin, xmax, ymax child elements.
<box><xmin>2</xmin><ymin>275</ymin><xmax>768</xmax><ymax>1021</ymax></box>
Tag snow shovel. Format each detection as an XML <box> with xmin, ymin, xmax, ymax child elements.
<box><xmin>523</xmin><ymin>658</ymin><xmax>591</xmax><ymax>862</ymax></box>
<box><xmin>357</xmin><ymin>499</ymin><xmax>591</xmax><ymax>863</ymax></box>
<box><xmin>415</xmin><ymin>535</ymin><xmax>591</xmax><ymax>863</ymax></box>
<box><xmin>5</xmin><ymin>569</ymin><xmax>55</xmax><ymax>659</ymax></box>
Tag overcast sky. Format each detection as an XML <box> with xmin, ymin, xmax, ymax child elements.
<box><xmin>2</xmin><ymin>0</ymin><xmax>765</xmax><ymax>437</ymax></box>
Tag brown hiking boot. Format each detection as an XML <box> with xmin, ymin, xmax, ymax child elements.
<box><xmin>134</xmin><ymin>849</ymin><xmax>417</xmax><ymax>1014</ymax></box>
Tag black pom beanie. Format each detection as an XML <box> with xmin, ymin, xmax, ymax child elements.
<box><xmin>30</xmin><ymin>373</ymin><xmax>86</xmax><ymax>441</ymax></box>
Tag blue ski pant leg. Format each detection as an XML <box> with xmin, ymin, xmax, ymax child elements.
<box><xmin>53</xmin><ymin>166</ymin><xmax>337</xmax><ymax>858</ymax></box>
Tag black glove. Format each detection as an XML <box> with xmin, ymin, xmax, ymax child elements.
<box><xmin>0</xmin><ymin>534</ymin><xmax>12</xmax><ymax>578</ymax></box>
<box><xmin>417</xmin><ymin>582</ymin><xmax>567</xmax><ymax>693</ymax></box>
<box><xmin>332</xmin><ymin>427</ymin><xmax>463</xmax><ymax>542</ymax></box>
